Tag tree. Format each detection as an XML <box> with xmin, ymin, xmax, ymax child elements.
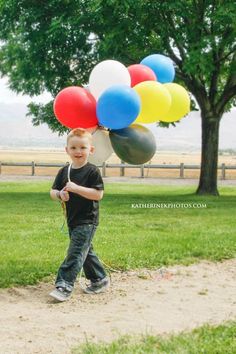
<box><xmin>0</xmin><ymin>0</ymin><xmax>235</xmax><ymax>195</ymax></box>
<box><xmin>88</xmin><ymin>0</ymin><xmax>236</xmax><ymax>196</ymax></box>
<box><xmin>0</xmin><ymin>0</ymin><xmax>97</xmax><ymax>134</ymax></box>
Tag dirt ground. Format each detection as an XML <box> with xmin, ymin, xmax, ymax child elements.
<box><xmin>0</xmin><ymin>259</ymin><xmax>235</xmax><ymax>354</ymax></box>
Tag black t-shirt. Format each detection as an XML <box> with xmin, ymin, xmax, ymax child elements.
<box><xmin>52</xmin><ymin>162</ymin><xmax>104</xmax><ymax>229</ymax></box>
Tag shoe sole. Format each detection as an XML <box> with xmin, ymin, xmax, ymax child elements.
<box><xmin>83</xmin><ymin>283</ymin><xmax>110</xmax><ymax>294</ymax></box>
<box><xmin>49</xmin><ymin>290</ymin><xmax>70</xmax><ymax>302</ymax></box>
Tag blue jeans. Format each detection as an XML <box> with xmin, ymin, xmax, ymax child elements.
<box><xmin>55</xmin><ymin>224</ymin><xmax>107</xmax><ymax>292</ymax></box>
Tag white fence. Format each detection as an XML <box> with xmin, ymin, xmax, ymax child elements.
<box><xmin>0</xmin><ymin>161</ymin><xmax>236</xmax><ymax>179</ymax></box>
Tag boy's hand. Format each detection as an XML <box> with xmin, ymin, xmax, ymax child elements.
<box><xmin>59</xmin><ymin>188</ymin><xmax>70</xmax><ymax>202</ymax></box>
<box><xmin>64</xmin><ymin>182</ymin><xmax>79</xmax><ymax>194</ymax></box>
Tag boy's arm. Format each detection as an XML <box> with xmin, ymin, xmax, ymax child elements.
<box><xmin>51</xmin><ymin>167</ymin><xmax>69</xmax><ymax>202</ymax></box>
<box><xmin>50</xmin><ymin>189</ymin><xmax>61</xmax><ymax>201</ymax></box>
<box><xmin>50</xmin><ymin>188</ymin><xmax>70</xmax><ymax>202</ymax></box>
<box><xmin>64</xmin><ymin>182</ymin><xmax>103</xmax><ymax>201</ymax></box>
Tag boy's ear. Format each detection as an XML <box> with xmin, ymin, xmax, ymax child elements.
<box><xmin>65</xmin><ymin>146</ymin><xmax>68</xmax><ymax>154</ymax></box>
<box><xmin>89</xmin><ymin>145</ymin><xmax>95</xmax><ymax>155</ymax></box>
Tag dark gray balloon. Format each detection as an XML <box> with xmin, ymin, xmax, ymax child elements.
<box><xmin>109</xmin><ymin>124</ymin><xmax>156</xmax><ymax>164</ymax></box>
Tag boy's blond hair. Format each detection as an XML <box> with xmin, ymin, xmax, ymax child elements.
<box><xmin>67</xmin><ymin>128</ymin><xmax>93</xmax><ymax>145</ymax></box>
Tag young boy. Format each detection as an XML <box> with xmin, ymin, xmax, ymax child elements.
<box><xmin>49</xmin><ymin>128</ymin><xmax>109</xmax><ymax>302</ymax></box>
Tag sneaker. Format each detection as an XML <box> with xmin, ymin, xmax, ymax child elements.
<box><xmin>49</xmin><ymin>287</ymin><xmax>71</xmax><ymax>302</ymax></box>
<box><xmin>83</xmin><ymin>277</ymin><xmax>110</xmax><ymax>294</ymax></box>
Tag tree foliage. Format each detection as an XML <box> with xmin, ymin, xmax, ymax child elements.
<box><xmin>0</xmin><ymin>0</ymin><xmax>96</xmax><ymax>95</ymax></box>
<box><xmin>91</xmin><ymin>0</ymin><xmax>236</xmax><ymax>116</ymax></box>
<box><xmin>0</xmin><ymin>0</ymin><xmax>235</xmax><ymax>119</ymax></box>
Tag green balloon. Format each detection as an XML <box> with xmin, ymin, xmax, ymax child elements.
<box><xmin>109</xmin><ymin>124</ymin><xmax>156</xmax><ymax>164</ymax></box>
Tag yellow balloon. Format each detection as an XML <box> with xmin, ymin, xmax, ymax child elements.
<box><xmin>161</xmin><ymin>83</ymin><xmax>190</xmax><ymax>122</ymax></box>
<box><xmin>133</xmin><ymin>81</ymin><xmax>172</xmax><ymax>123</ymax></box>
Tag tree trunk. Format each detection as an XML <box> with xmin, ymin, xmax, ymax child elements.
<box><xmin>196</xmin><ymin>114</ymin><xmax>221</xmax><ymax>196</ymax></box>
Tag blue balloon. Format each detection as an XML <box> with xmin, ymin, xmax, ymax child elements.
<box><xmin>141</xmin><ymin>54</ymin><xmax>175</xmax><ymax>83</ymax></box>
<box><xmin>96</xmin><ymin>85</ymin><xmax>141</xmax><ymax>130</ymax></box>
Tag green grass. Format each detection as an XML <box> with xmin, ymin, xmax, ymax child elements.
<box><xmin>0</xmin><ymin>182</ymin><xmax>236</xmax><ymax>288</ymax></box>
<box><xmin>72</xmin><ymin>321</ymin><xmax>236</xmax><ymax>354</ymax></box>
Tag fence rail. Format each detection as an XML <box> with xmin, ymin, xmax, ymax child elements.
<box><xmin>0</xmin><ymin>161</ymin><xmax>236</xmax><ymax>180</ymax></box>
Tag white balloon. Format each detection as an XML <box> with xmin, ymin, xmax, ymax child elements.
<box><xmin>86</xmin><ymin>125</ymin><xmax>98</xmax><ymax>134</ymax></box>
<box><xmin>89</xmin><ymin>60</ymin><xmax>131</xmax><ymax>100</ymax></box>
<box><xmin>88</xmin><ymin>128</ymin><xmax>114</xmax><ymax>166</ymax></box>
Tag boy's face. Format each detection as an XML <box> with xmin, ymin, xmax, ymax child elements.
<box><xmin>66</xmin><ymin>136</ymin><xmax>94</xmax><ymax>166</ymax></box>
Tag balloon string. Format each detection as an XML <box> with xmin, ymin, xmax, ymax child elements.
<box><xmin>59</xmin><ymin>163</ymin><xmax>71</xmax><ymax>234</ymax></box>
<box><xmin>60</xmin><ymin>201</ymin><xmax>68</xmax><ymax>235</ymax></box>
<box><xmin>146</xmin><ymin>160</ymin><xmax>151</xmax><ymax>178</ymax></box>
<box><xmin>67</xmin><ymin>163</ymin><xmax>72</xmax><ymax>182</ymax></box>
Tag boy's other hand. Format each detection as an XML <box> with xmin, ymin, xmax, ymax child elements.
<box><xmin>60</xmin><ymin>189</ymin><xmax>70</xmax><ymax>202</ymax></box>
<box><xmin>64</xmin><ymin>182</ymin><xmax>79</xmax><ymax>194</ymax></box>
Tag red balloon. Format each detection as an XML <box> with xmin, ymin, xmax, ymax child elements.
<box><xmin>128</xmin><ymin>64</ymin><xmax>157</xmax><ymax>87</ymax></box>
<box><xmin>54</xmin><ymin>86</ymin><xmax>98</xmax><ymax>129</ymax></box>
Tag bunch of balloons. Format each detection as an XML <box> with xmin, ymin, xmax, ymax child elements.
<box><xmin>54</xmin><ymin>54</ymin><xmax>190</xmax><ymax>165</ymax></box>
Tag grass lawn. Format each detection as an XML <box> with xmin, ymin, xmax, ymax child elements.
<box><xmin>72</xmin><ymin>321</ymin><xmax>236</xmax><ymax>354</ymax></box>
<box><xmin>0</xmin><ymin>182</ymin><xmax>235</xmax><ymax>288</ymax></box>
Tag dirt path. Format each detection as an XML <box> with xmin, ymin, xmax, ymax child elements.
<box><xmin>0</xmin><ymin>259</ymin><xmax>235</xmax><ymax>354</ymax></box>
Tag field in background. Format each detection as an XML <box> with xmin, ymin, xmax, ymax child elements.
<box><xmin>0</xmin><ymin>149</ymin><xmax>236</xmax><ymax>179</ymax></box>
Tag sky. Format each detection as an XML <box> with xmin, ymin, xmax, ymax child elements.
<box><xmin>0</xmin><ymin>77</ymin><xmax>235</xmax><ymax>151</ymax></box>
<box><xmin>0</xmin><ymin>77</ymin><xmax>52</xmax><ymax>104</ymax></box>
